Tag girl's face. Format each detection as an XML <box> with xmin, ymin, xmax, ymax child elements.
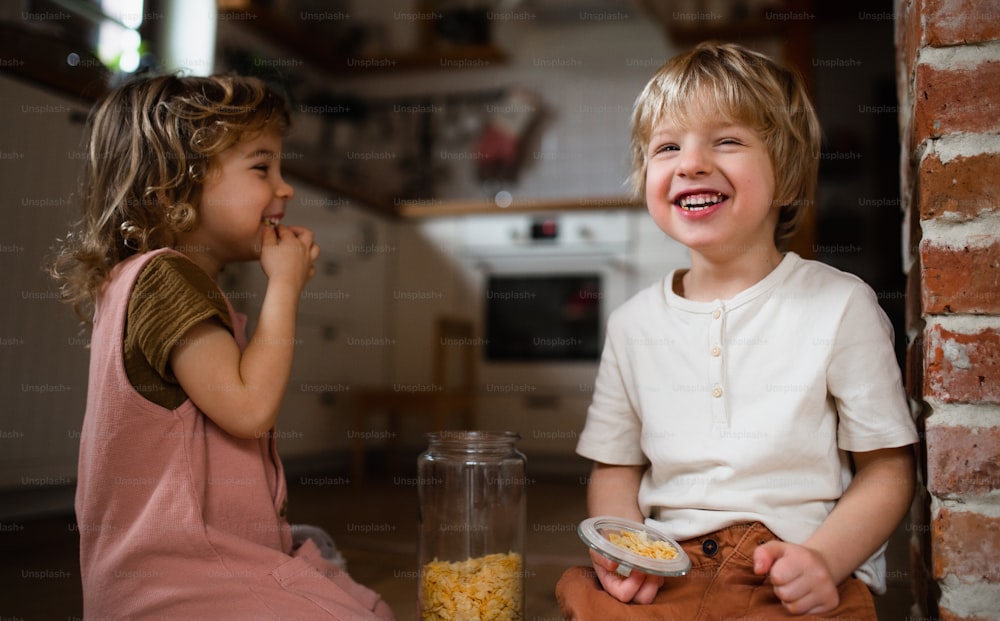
<box><xmin>180</xmin><ymin>129</ymin><xmax>294</xmax><ymax>273</ymax></box>
<box><xmin>644</xmin><ymin>114</ymin><xmax>779</xmax><ymax>262</ymax></box>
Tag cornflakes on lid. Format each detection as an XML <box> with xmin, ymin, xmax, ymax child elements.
<box><xmin>578</xmin><ymin>516</ymin><xmax>691</xmax><ymax>577</ymax></box>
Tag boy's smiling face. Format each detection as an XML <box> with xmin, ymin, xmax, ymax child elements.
<box><xmin>644</xmin><ymin>113</ymin><xmax>780</xmax><ymax>261</ymax></box>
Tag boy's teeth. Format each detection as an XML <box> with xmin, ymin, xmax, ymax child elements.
<box><xmin>262</xmin><ymin>217</ymin><xmax>279</xmax><ymax>227</ymax></box>
<box><xmin>678</xmin><ymin>193</ymin><xmax>725</xmax><ymax>210</ymax></box>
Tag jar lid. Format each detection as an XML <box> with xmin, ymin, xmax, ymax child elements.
<box><xmin>578</xmin><ymin>516</ymin><xmax>691</xmax><ymax>577</ymax></box>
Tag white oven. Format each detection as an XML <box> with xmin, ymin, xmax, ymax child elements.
<box><xmin>457</xmin><ymin>210</ymin><xmax>634</xmax><ymax>392</ymax></box>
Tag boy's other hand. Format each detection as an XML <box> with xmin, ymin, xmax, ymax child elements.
<box><xmin>753</xmin><ymin>540</ymin><xmax>839</xmax><ymax>615</ymax></box>
<box><xmin>589</xmin><ymin>548</ymin><xmax>664</xmax><ymax>605</ymax></box>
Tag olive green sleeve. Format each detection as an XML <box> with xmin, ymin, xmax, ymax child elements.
<box><xmin>124</xmin><ymin>253</ymin><xmax>233</xmax><ymax>407</ymax></box>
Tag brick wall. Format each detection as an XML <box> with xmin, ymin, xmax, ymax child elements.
<box><xmin>896</xmin><ymin>0</ymin><xmax>1000</xmax><ymax>619</ymax></box>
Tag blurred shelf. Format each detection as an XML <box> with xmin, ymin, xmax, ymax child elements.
<box><xmin>396</xmin><ymin>196</ymin><xmax>645</xmax><ymax>218</ymax></box>
<box><xmin>218</xmin><ymin>4</ymin><xmax>637</xmax><ymax>220</ymax></box>
<box><xmin>281</xmin><ymin>159</ymin><xmax>644</xmax><ymax>219</ymax></box>
<box><xmin>667</xmin><ymin>19</ymin><xmax>784</xmax><ymax>45</ymax></box>
<box><xmin>0</xmin><ymin>21</ymin><xmax>109</xmax><ymax>103</ymax></box>
<box><xmin>218</xmin><ymin>6</ymin><xmax>506</xmax><ymax>75</ymax></box>
<box><xmin>281</xmin><ymin>160</ymin><xmax>398</xmax><ymax>218</ymax></box>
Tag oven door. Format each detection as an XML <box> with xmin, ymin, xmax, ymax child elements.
<box><xmin>458</xmin><ymin>212</ymin><xmax>632</xmax><ymax>392</ymax></box>
<box><xmin>458</xmin><ymin>246</ymin><xmax>629</xmax><ymax>462</ymax></box>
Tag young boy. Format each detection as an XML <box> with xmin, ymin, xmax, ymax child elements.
<box><xmin>556</xmin><ymin>42</ymin><xmax>918</xmax><ymax>619</ymax></box>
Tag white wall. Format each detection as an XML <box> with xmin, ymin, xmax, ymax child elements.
<box><xmin>348</xmin><ymin>6</ymin><xmax>687</xmax><ymax>460</ymax></box>
<box><xmin>0</xmin><ymin>74</ymin><xmax>90</xmax><ymax>498</ymax></box>
<box><xmin>0</xmin><ymin>7</ymin><xmax>686</xmax><ymax>502</ymax></box>
<box><xmin>230</xmin><ymin>182</ymin><xmax>393</xmax><ymax>462</ymax></box>
<box><xmin>388</xmin><ymin>211</ymin><xmax>688</xmax><ymax>462</ymax></box>
<box><xmin>339</xmin><ymin>2</ymin><xmax>674</xmax><ymax>202</ymax></box>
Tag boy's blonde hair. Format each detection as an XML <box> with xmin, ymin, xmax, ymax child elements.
<box><xmin>629</xmin><ymin>41</ymin><xmax>821</xmax><ymax>247</ymax></box>
<box><xmin>50</xmin><ymin>74</ymin><xmax>290</xmax><ymax>322</ymax></box>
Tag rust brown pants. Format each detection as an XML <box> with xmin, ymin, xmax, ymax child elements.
<box><xmin>556</xmin><ymin>522</ymin><xmax>877</xmax><ymax>620</ymax></box>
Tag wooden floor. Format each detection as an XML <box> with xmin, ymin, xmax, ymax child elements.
<box><xmin>0</xmin><ymin>455</ymin><xmax>915</xmax><ymax>619</ymax></box>
<box><xmin>0</xmin><ymin>458</ymin><xmax>592</xmax><ymax>620</ymax></box>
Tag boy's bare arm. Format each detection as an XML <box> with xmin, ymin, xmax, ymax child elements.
<box><xmin>587</xmin><ymin>462</ymin><xmax>646</xmax><ymax>521</ymax></box>
<box><xmin>804</xmin><ymin>445</ymin><xmax>916</xmax><ymax>582</ymax></box>
<box><xmin>754</xmin><ymin>445</ymin><xmax>915</xmax><ymax>614</ymax></box>
<box><xmin>586</xmin><ymin>462</ymin><xmax>664</xmax><ymax>604</ymax></box>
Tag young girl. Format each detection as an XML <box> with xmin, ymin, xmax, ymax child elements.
<box><xmin>51</xmin><ymin>74</ymin><xmax>394</xmax><ymax>620</ymax></box>
<box><xmin>556</xmin><ymin>42</ymin><xmax>918</xmax><ymax>619</ymax></box>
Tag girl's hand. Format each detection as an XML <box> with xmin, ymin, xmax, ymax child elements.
<box><xmin>260</xmin><ymin>224</ymin><xmax>319</xmax><ymax>290</ymax></box>
<box><xmin>753</xmin><ymin>540</ymin><xmax>839</xmax><ymax>615</ymax></box>
<box><xmin>589</xmin><ymin>548</ymin><xmax>664</xmax><ymax>604</ymax></box>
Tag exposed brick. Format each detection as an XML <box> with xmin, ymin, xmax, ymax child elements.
<box><xmin>924</xmin><ymin>0</ymin><xmax>1000</xmax><ymax>46</ymax></box>
<box><xmin>899</xmin><ymin>0</ymin><xmax>1000</xmax><ymax>613</ymax></box>
<box><xmin>906</xmin><ymin>332</ymin><xmax>925</xmax><ymax>401</ymax></box>
<box><xmin>896</xmin><ymin>0</ymin><xmax>921</xmax><ymax>149</ymax></box>
<box><xmin>926</xmin><ymin>424</ymin><xmax>1000</xmax><ymax>496</ymax></box>
<box><xmin>919</xmin><ymin>152</ymin><xmax>1000</xmax><ymax>221</ymax></box>
<box><xmin>923</xmin><ymin>323</ymin><xmax>1000</xmax><ymax>403</ymax></box>
<box><xmin>939</xmin><ymin>609</ymin><xmax>994</xmax><ymax>621</ymax></box>
<box><xmin>895</xmin><ymin>0</ymin><xmax>925</xmax><ymax>91</ymax></box>
<box><xmin>932</xmin><ymin>507</ymin><xmax>1000</xmax><ymax>582</ymax></box>
<box><xmin>906</xmin><ymin>205</ymin><xmax>923</xmax><ymax>271</ymax></box>
<box><xmin>913</xmin><ymin>60</ymin><xmax>1000</xmax><ymax>148</ymax></box>
<box><xmin>921</xmin><ymin>240</ymin><xmax>1000</xmax><ymax>314</ymax></box>
<box><xmin>906</xmin><ymin>252</ymin><xmax>924</xmax><ymax>329</ymax></box>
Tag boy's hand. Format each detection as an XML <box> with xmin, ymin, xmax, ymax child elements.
<box><xmin>753</xmin><ymin>540</ymin><xmax>839</xmax><ymax>615</ymax></box>
<box><xmin>260</xmin><ymin>224</ymin><xmax>319</xmax><ymax>290</ymax></box>
<box><xmin>590</xmin><ymin>548</ymin><xmax>664</xmax><ymax>604</ymax></box>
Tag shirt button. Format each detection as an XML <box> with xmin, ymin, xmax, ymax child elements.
<box><xmin>712</xmin><ymin>385</ymin><xmax>723</xmax><ymax>398</ymax></box>
<box><xmin>702</xmin><ymin>539</ymin><xmax>719</xmax><ymax>556</ymax></box>
<box><xmin>712</xmin><ymin>308</ymin><xmax>722</xmax><ymax>319</ymax></box>
<box><xmin>710</xmin><ymin>345</ymin><xmax>721</xmax><ymax>357</ymax></box>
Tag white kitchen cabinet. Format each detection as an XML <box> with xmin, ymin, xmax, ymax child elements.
<box><xmin>472</xmin><ymin>389</ymin><xmax>593</xmax><ymax>464</ymax></box>
<box><xmin>379</xmin><ymin>210</ymin><xmax>690</xmax><ymax>459</ymax></box>
<box><xmin>387</xmin><ymin>217</ymin><xmax>476</xmax><ymax>387</ymax></box>
<box><xmin>232</xmin><ymin>180</ymin><xmax>391</xmax><ymax>460</ymax></box>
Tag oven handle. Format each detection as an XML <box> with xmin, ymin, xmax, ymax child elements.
<box><xmin>471</xmin><ymin>256</ymin><xmax>634</xmax><ymax>274</ymax></box>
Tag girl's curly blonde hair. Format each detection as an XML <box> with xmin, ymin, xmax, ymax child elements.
<box><xmin>50</xmin><ymin>74</ymin><xmax>290</xmax><ymax>323</ymax></box>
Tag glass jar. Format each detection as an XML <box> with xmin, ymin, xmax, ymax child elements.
<box><xmin>417</xmin><ymin>430</ymin><xmax>527</xmax><ymax>621</ymax></box>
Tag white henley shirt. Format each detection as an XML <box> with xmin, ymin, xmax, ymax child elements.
<box><xmin>576</xmin><ymin>252</ymin><xmax>919</xmax><ymax>593</ymax></box>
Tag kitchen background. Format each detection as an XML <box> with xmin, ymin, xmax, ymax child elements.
<box><xmin>0</xmin><ymin>0</ymin><xmax>912</xmax><ymax>617</ymax></box>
